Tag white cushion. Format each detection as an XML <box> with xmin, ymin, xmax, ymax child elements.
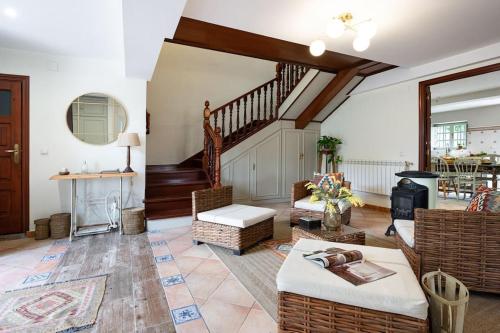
<box><xmin>294</xmin><ymin>196</ymin><xmax>350</xmax><ymax>214</ymax></box>
<box><xmin>276</xmin><ymin>238</ymin><xmax>428</xmax><ymax>320</ymax></box>
<box><xmin>197</xmin><ymin>204</ymin><xmax>276</xmax><ymax>228</ymax></box>
<box><xmin>394</xmin><ymin>219</ymin><xmax>415</xmax><ymax>248</ymax></box>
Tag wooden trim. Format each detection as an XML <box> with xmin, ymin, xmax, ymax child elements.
<box><xmin>295</xmin><ymin>67</ymin><xmax>360</xmax><ymax>129</ymax></box>
<box><xmin>168</xmin><ymin>17</ymin><xmax>395</xmax><ymax>75</ymax></box>
<box><xmin>279</xmin><ymin>70</ymin><xmax>319</xmax><ymax>120</ymax></box>
<box><xmin>0</xmin><ymin>74</ymin><xmax>29</xmax><ymax>233</ymax></box>
<box><xmin>418</xmin><ymin>62</ymin><xmax>500</xmax><ymax>171</ymax></box>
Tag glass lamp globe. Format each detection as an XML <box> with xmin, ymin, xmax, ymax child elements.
<box><xmin>357</xmin><ymin>20</ymin><xmax>377</xmax><ymax>39</ymax></box>
<box><xmin>352</xmin><ymin>36</ymin><xmax>370</xmax><ymax>52</ymax></box>
<box><xmin>326</xmin><ymin>18</ymin><xmax>345</xmax><ymax>38</ymax></box>
<box><xmin>309</xmin><ymin>40</ymin><xmax>326</xmax><ymax>56</ymax></box>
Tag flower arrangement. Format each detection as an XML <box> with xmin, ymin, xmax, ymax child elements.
<box><xmin>306</xmin><ymin>178</ymin><xmax>363</xmax><ymax>229</ymax></box>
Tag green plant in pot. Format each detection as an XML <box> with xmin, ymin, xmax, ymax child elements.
<box><xmin>317</xmin><ymin>136</ymin><xmax>342</xmax><ymax>172</ymax></box>
<box><xmin>306</xmin><ymin>178</ymin><xmax>363</xmax><ymax>231</ymax></box>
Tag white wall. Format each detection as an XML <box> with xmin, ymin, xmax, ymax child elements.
<box><xmin>321</xmin><ymin>57</ymin><xmax>500</xmax><ymax>206</ymax></box>
<box><xmin>431</xmin><ymin>105</ymin><xmax>500</xmax><ymax>128</ymax></box>
<box><xmin>147</xmin><ymin>43</ymin><xmax>276</xmax><ymax>165</ymax></box>
<box><xmin>0</xmin><ymin>47</ymin><xmax>146</xmax><ymax>230</ymax></box>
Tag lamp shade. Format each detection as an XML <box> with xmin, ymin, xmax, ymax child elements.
<box><xmin>116</xmin><ymin>132</ymin><xmax>140</xmax><ymax>147</ymax></box>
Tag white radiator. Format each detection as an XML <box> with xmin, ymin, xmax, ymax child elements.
<box><xmin>338</xmin><ymin>160</ymin><xmax>412</xmax><ymax>195</ymax></box>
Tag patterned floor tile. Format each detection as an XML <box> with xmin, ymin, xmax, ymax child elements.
<box><xmin>41</xmin><ymin>253</ymin><xmax>64</xmax><ymax>262</ymax></box>
<box><xmin>155</xmin><ymin>254</ymin><xmax>174</xmax><ymax>263</ymax></box>
<box><xmin>23</xmin><ymin>271</ymin><xmax>51</xmax><ymax>284</ymax></box>
<box><xmin>171</xmin><ymin>304</ymin><xmax>201</xmax><ymax>325</ymax></box>
<box><xmin>161</xmin><ymin>274</ymin><xmax>184</xmax><ymax>287</ymax></box>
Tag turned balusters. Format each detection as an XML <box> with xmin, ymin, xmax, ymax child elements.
<box><xmin>250</xmin><ymin>91</ymin><xmax>254</xmax><ymax>128</ymax></box>
<box><xmin>263</xmin><ymin>85</ymin><xmax>268</xmax><ymax>121</ymax></box>
<box><xmin>221</xmin><ymin>106</ymin><xmax>226</xmax><ymax>139</ymax></box>
<box><xmin>243</xmin><ymin>96</ymin><xmax>247</xmax><ymax>134</ymax></box>
<box><xmin>229</xmin><ymin>103</ymin><xmax>233</xmax><ymax>144</ymax></box>
<box><xmin>236</xmin><ymin>100</ymin><xmax>240</xmax><ymax>135</ymax></box>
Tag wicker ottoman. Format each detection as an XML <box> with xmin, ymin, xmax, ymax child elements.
<box><xmin>192</xmin><ymin>186</ymin><xmax>276</xmax><ymax>255</ymax></box>
<box><xmin>277</xmin><ymin>239</ymin><xmax>429</xmax><ymax>332</ymax></box>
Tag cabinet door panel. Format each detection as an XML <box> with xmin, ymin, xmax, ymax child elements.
<box><xmin>221</xmin><ymin>163</ymin><xmax>231</xmax><ymax>186</ymax></box>
<box><xmin>252</xmin><ymin>133</ymin><xmax>281</xmax><ymax>200</ymax></box>
<box><xmin>303</xmin><ymin>131</ymin><xmax>319</xmax><ymax>179</ymax></box>
<box><xmin>282</xmin><ymin>129</ymin><xmax>302</xmax><ymax>197</ymax></box>
<box><xmin>232</xmin><ymin>152</ymin><xmax>252</xmax><ymax>201</ymax></box>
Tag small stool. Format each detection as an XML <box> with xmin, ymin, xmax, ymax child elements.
<box><xmin>34</xmin><ymin>218</ymin><xmax>50</xmax><ymax>240</ymax></box>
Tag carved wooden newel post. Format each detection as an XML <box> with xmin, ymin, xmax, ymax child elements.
<box><xmin>202</xmin><ymin>101</ymin><xmax>210</xmax><ymax>171</ymax></box>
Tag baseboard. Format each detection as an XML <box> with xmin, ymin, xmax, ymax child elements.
<box><xmin>362</xmin><ymin>204</ymin><xmax>391</xmax><ymax>213</ymax></box>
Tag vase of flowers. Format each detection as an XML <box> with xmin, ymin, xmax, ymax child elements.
<box><xmin>306</xmin><ymin>178</ymin><xmax>363</xmax><ymax>231</ymax></box>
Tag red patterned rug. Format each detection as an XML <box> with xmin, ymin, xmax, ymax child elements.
<box><xmin>0</xmin><ymin>275</ymin><xmax>106</xmax><ymax>332</ymax></box>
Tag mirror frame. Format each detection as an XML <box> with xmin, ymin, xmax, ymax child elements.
<box><xmin>66</xmin><ymin>92</ymin><xmax>128</xmax><ymax>145</ymax></box>
<box><xmin>418</xmin><ymin>62</ymin><xmax>500</xmax><ymax>171</ymax></box>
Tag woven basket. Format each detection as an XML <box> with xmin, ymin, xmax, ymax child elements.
<box><xmin>422</xmin><ymin>270</ymin><xmax>469</xmax><ymax>333</ymax></box>
<box><xmin>34</xmin><ymin>218</ymin><xmax>50</xmax><ymax>240</ymax></box>
<box><xmin>49</xmin><ymin>213</ymin><xmax>71</xmax><ymax>239</ymax></box>
<box><xmin>122</xmin><ymin>207</ymin><xmax>145</xmax><ymax>235</ymax></box>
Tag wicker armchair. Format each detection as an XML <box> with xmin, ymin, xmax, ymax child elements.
<box><xmin>192</xmin><ymin>186</ymin><xmax>274</xmax><ymax>255</ymax></box>
<box><xmin>290</xmin><ymin>179</ymin><xmax>352</xmax><ymax>226</ymax></box>
<box><xmin>400</xmin><ymin>208</ymin><xmax>500</xmax><ymax>294</ymax></box>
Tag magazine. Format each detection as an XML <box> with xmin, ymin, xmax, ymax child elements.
<box><xmin>303</xmin><ymin>247</ymin><xmax>396</xmax><ymax>286</ymax></box>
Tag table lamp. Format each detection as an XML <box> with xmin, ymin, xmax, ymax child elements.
<box><xmin>117</xmin><ymin>132</ymin><xmax>140</xmax><ymax>173</ymax></box>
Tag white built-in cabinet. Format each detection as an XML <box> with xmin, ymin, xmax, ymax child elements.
<box><xmin>221</xmin><ymin>125</ymin><xmax>319</xmax><ymax>202</ymax></box>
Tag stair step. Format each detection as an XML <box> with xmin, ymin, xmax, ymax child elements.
<box><xmin>146</xmin><ymin>180</ymin><xmax>210</xmax><ymax>198</ymax></box>
<box><xmin>145</xmin><ymin>196</ymin><xmax>193</xmax><ymax>220</ymax></box>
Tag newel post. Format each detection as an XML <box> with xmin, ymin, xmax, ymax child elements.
<box><xmin>276</xmin><ymin>63</ymin><xmax>282</xmax><ymax>107</ymax></box>
<box><xmin>202</xmin><ymin>101</ymin><xmax>210</xmax><ymax>171</ymax></box>
<box><xmin>213</xmin><ymin>127</ymin><xmax>222</xmax><ymax>189</ymax></box>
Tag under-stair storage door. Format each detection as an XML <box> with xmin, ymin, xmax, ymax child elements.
<box><xmin>251</xmin><ymin>132</ymin><xmax>281</xmax><ymax>200</ymax></box>
<box><xmin>282</xmin><ymin>129</ymin><xmax>303</xmax><ymax>197</ymax></box>
<box><xmin>303</xmin><ymin>131</ymin><xmax>319</xmax><ymax>180</ymax></box>
<box><xmin>231</xmin><ymin>151</ymin><xmax>252</xmax><ymax>202</ymax></box>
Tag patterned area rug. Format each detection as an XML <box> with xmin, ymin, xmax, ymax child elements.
<box><xmin>0</xmin><ymin>275</ymin><xmax>106</xmax><ymax>333</ymax></box>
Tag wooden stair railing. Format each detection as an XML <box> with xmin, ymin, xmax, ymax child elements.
<box><xmin>203</xmin><ymin>62</ymin><xmax>308</xmax><ymax>188</ymax></box>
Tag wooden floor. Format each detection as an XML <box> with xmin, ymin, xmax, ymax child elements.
<box><xmin>47</xmin><ymin>232</ymin><xmax>175</xmax><ymax>333</ymax></box>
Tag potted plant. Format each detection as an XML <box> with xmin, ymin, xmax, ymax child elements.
<box><xmin>317</xmin><ymin>136</ymin><xmax>342</xmax><ymax>172</ymax></box>
<box><xmin>306</xmin><ymin>178</ymin><xmax>363</xmax><ymax>231</ymax></box>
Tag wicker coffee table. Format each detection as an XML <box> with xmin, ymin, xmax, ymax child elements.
<box><xmin>292</xmin><ymin>224</ymin><xmax>365</xmax><ymax>245</ymax></box>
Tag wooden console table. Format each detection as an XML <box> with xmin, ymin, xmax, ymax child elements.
<box><xmin>50</xmin><ymin>172</ymin><xmax>137</xmax><ymax>241</ymax></box>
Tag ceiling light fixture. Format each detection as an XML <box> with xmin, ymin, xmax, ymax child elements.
<box><xmin>310</xmin><ymin>12</ymin><xmax>377</xmax><ymax>55</ymax></box>
<box><xmin>3</xmin><ymin>7</ymin><xmax>17</xmax><ymax>18</ymax></box>
<box><xmin>309</xmin><ymin>39</ymin><xmax>326</xmax><ymax>57</ymax></box>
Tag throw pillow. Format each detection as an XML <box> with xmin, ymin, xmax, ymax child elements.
<box><xmin>312</xmin><ymin>172</ymin><xmax>343</xmax><ymax>185</ymax></box>
<box><xmin>466</xmin><ymin>186</ymin><xmax>500</xmax><ymax>212</ymax></box>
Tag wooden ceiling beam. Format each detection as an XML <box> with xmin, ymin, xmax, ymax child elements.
<box><xmin>295</xmin><ymin>67</ymin><xmax>361</xmax><ymax>129</ymax></box>
<box><xmin>167</xmin><ymin>17</ymin><xmax>394</xmax><ymax>74</ymax></box>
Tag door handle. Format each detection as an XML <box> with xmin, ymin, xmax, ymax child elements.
<box><xmin>5</xmin><ymin>144</ymin><xmax>20</xmax><ymax>164</ymax></box>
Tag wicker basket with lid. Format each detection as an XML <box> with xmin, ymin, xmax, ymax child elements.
<box><xmin>49</xmin><ymin>213</ymin><xmax>71</xmax><ymax>239</ymax></box>
<box><xmin>34</xmin><ymin>218</ymin><xmax>50</xmax><ymax>240</ymax></box>
<box><xmin>122</xmin><ymin>207</ymin><xmax>145</xmax><ymax>235</ymax></box>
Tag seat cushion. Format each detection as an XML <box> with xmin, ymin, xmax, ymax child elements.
<box><xmin>197</xmin><ymin>204</ymin><xmax>276</xmax><ymax>228</ymax></box>
<box><xmin>276</xmin><ymin>238</ymin><xmax>428</xmax><ymax>320</ymax></box>
<box><xmin>394</xmin><ymin>219</ymin><xmax>415</xmax><ymax>248</ymax></box>
<box><xmin>294</xmin><ymin>196</ymin><xmax>350</xmax><ymax>214</ymax></box>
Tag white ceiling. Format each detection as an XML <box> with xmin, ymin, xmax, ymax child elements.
<box><xmin>183</xmin><ymin>0</ymin><xmax>500</xmax><ymax>67</ymax></box>
<box><xmin>0</xmin><ymin>0</ymin><xmax>124</xmax><ymax>60</ymax></box>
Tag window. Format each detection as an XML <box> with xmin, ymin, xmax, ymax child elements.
<box><xmin>431</xmin><ymin>121</ymin><xmax>467</xmax><ymax>151</ymax></box>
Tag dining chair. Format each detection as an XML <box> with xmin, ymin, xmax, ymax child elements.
<box><xmin>454</xmin><ymin>158</ymin><xmax>483</xmax><ymax>200</ymax></box>
<box><xmin>432</xmin><ymin>157</ymin><xmax>458</xmax><ymax>199</ymax></box>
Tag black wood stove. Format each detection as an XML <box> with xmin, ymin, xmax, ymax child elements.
<box><xmin>385</xmin><ymin>176</ymin><xmax>429</xmax><ymax>236</ymax></box>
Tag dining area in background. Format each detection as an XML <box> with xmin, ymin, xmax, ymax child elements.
<box><xmin>432</xmin><ymin>155</ymin><xmax>499</xmax><ymax>200</ymax></box>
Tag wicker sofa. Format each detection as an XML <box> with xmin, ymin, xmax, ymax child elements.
<box><xmin>397</xmin><ymin>208</ymin><xmax>500</xmax><ymax>294</ymax></box>
<box><xmin>192</xmin><ymin>186</ymin><xmax>275</xmax><ymax>255</ymax></box>
<box><xmin>290</xmin><ymin>179</ymin><xmax>352</xmax><ymax>226</ymax></box>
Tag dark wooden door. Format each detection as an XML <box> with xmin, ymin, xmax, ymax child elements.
<box><xmin>0</xmin><ymin>78</ymin><xmax>24</xmax><ymax>234</ymax></box>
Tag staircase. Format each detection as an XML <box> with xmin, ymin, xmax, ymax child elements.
<box><xmin>145</xmin><ymin>62</ymin><xmax>308</xmax><ymax>220</ymax></box>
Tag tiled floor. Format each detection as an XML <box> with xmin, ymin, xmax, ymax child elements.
<box><xmin>147</xmin><ymin>219</ymin><xmax>277</xmax><ymax>333</ymax></box>
<box><xmin>0</xmin><ymin>238</ymin><xmax>69</xmax><ymax>292</ymax></box>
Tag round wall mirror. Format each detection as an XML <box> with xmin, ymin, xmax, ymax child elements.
<box><xmin>66</xmin><ymin>93</ymin><xmax>127</xmax><ymax>145</ymax></box>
